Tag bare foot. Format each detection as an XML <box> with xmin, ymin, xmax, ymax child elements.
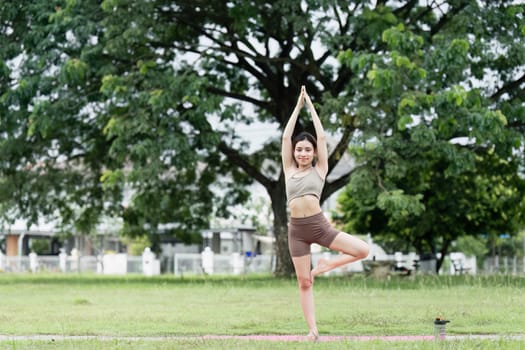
<box><xmin>306</xmin><ymin>330</ymin><xmax>319</xmax><ymax>342</ymax></box>
<box><xmin>311</xmin><ymin>258</ymin><xmax>332</xmax><ymax>277</ymax></box>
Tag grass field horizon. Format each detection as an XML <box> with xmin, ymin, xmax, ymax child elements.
<box><xmin>1</xmin><ymin>273</ymin><xmax>524</xmax><ymax>349</ymax></box>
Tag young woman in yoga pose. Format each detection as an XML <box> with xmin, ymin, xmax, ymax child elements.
<box><xmin>282</xmin><ymin>86</ymin><xmax>370</xmax><ymax>340</ymax></box>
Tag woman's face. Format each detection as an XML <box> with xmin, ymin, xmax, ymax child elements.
<box><xmin>294</xmin><ymin>140</ymin><xmax>316</xmax><ymax>167</ymax></box>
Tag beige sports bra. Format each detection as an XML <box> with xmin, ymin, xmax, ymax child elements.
<box><xmin>285</xmin><ymin>167</ymin><xmax>325</xmax><ymax>204</ymax></box>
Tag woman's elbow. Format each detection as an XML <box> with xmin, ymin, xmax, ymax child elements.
<box><xmin>282</xmin><ymin>135</ymin><xmax>292</xmax><ymax>143</ymax></box>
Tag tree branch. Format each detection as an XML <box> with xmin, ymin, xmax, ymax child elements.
<box><xmin>206</xmin><ymin>86</ymin><xmax>269</xmax><ymax>109</ymax></box>
<box><xmin>327</xmin><ymin>123</ymin><xmax>355</xmax><ymax>176</ymax></box>
<box><xmin>217</xmin><ymin>141</ymin><xmax>273</xmax><ymax>189</ymax></box>
<box><xmin>490</xmin><ymin>73</ymin><xmax>525</xmax><ymax>101</ymax></box>
<box><xmin>430</xmin><ymin>2</ymin><xmax>469</xmax><ymax>36</ymax></box>
<box><xmin>322</xmin><ymin>163</ymin><xmax>365</xmax><ymax>201</ymax></box>
<box><xmin>393</xmin><ymin>0</ymin><xmax>419</xmax><ymax>17</ymax></box>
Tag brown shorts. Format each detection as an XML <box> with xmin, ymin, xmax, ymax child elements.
<box><xmin>288</xmin><ymin>212</ymin><xmax>340</xmax><ymax>257</ymax></box>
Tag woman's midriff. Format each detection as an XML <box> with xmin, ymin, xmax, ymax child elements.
<box><xmin>289</xmin><ymin>195</ymin><xmax>322</xmax><ymax>218</ymax></box>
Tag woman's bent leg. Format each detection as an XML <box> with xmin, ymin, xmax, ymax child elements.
<box><xmin>292</xmin><ymin>254</ymin><xmax>318</xmax><ymax>339</ymax></box>
<box><xmin>312</xmin><ymin>232</ymin><xmax>369</xmax><ymax>276</ymax></box>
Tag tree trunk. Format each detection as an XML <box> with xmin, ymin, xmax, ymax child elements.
<box><xmin>437</xmin><ymin>238</ymin><xmax>452</xmax><ymax>274</ymax></box>
<box><xmin>269</xmin><ymin>179</ymin><xmax>294</xmax><ymax>277</ymax></box>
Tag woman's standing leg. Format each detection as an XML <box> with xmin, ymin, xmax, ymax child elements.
<box><xmin>292</xmin><ymin>254</ymin><xmax>319</xmax><ymax>340</ymax></box>
<box><xmin>311</xmin><ymin>232</ymin><xmax>369</xmax><ymax>277</ymax></box>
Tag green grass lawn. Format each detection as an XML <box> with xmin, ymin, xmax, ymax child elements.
<box><xmin>0</xmin><ymin>273</ymin><xmax>524</xmax><ymax>349</ymax></box>
<box><xmin>5</xmin><ymin>338</ymin><xmax>525</xmax><ymax>350</ymax></box>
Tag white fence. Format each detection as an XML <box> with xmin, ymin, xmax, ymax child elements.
<box><xmin>0</xmin><ymin>254</ymin><xmax>144</xmax><ymax>274</ymax></box>
<box><xmin>1</xmin><ymin>250</ymin><xmax>524</xmax><ymax>276</ymax></box>
<box><xmin>483</xmin><ymin>256</ymin><xmax>525</xmax><ymax>275</ymax></box>
<box><xmin>0</xmin><ymin>250</ymin><xmax>274</xmax><ymax>276</ymax></box>
<box><xmin>173</xmin><ymin>252</ymin><xmax>275</xmax><ymax>276</ymax></box>
<box><xmin>0</xmin><ymin>249</ymin><xmax>155</xmax><ymax>275</ymax></box>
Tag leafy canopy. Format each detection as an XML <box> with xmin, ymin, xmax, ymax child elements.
<box><xmin>1</xmin><ymin>1</ymin><xmax>524</xmax><ymax>275</ymax></box>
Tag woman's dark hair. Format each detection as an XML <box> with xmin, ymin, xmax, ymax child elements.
<box><xmin>292</xmin><ymin>131</ymin><xmax>317</xmax><ymax>150</ymax></box>
<box><xmin>292</xmin><ymin>131</ymin><xmax>317</xmax><ymax>165</ymax></box>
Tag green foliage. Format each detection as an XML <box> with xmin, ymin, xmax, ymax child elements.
<box><xmin>377</xmin><ymin>190</ymin><xmax>425</xmax><ymax>224</ymax></box>
<box><xmin>28</xmin><ymin>237</ymin><xmax>51</xmax><ymax>255</ymax></box>
<box><xmin>121</xmin><ymin>235</ymin><xmax>151</xmax><ymax>256</ymax></box>
<box><xmin>452</xmin><ymin>235</ymin><xmax>489</xmax><ymax>267</ymax></box>
<box><xmin>1</xmin><ymin>1</ymin><xmax>525</xmax><ymax>276</ymax></box>
<box><xmin>335</xmin><ymin>1</ymin><xmax>525</xmax><ymax>270</ymax></box>
<box><xmin>490</xmin><ymin>231</ymin><xmax>525</xmax><ymax>258</ymax></box>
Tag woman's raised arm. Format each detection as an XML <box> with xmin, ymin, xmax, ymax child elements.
<box><xmin>304</xmin><ymin>89</ymin><xmax>328</xmax><ymax>177</ymax></box>
<box><xmin>282</xmin><ymin>87</ymin><xmax>305</xmax><ymax>173</ymax></box>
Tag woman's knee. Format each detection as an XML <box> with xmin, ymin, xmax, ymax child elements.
<box><xmin>349</xmin><ymin>239</ymin><xmax>369</xmax><ymax>260</ymax></box>
<box><xmin>296</xmin><ymin>275</ymin><xmax>313</xmax><ymax>290</ymax></box>
<box><xmin>357</xmin><ymin>242</ymin><xmax>370</xmax><ymax>259</ymax></box>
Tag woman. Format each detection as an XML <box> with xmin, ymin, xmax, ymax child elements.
<box><xmin>281</xmin><ymin>86</ymin><xmax>370</xmax><ymax>341</ymax></box>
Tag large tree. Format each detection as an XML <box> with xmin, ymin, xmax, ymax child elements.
<box><xmin>0</xmin><ymin>1</ymin><xmax>221</xmax><ymax>243</ymax></box>
<box><xmin>334</xmin><ymin>3</ymin><xmax>525</xmax><ymax>272</ymax></box>
<box><xmin>1</xmin><ymin>1</ymin><xmax>524</xmax><ymax>275</ymax></box>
